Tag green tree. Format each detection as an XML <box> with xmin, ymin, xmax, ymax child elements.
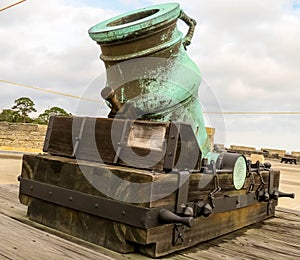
<box><xmin>0</xmin><ymin>109</ymin><xmax>19</xmax><ymax>122</ymax></box>
<box><xmin>12</xmin><ymin>97</ymin><xmax>37</xmax><ymax>123</ymax></box>
<box><xmin>35</xmin><ymin>106</ymin><xmax>70</xmax><ymax>124</ymax></box>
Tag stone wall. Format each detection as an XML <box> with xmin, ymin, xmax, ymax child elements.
<box><xmin>291</xmin><ymin>151</ymin><xmax>300</xmax><ymax>157</ymax></box>
<box><xmin>0</xmin><ymin>122</ymin><xmax>47</xmax><ymax>152</ymax></box>
<box><xmin>230</xmin><ymin>145</ymin><xmax>257</xmax><ymax>151</ymax></box>
<box><xmin>261</xmin><ymin>148</ymin><xmax>286</xmax><ymax>157</ymax></box>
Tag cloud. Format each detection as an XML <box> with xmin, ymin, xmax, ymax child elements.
<box><xmin>0</xmin><ymin>0</ymin><xmax>299</xmax><ymax>151</ymax></box>
<box><xmin>145</xmin><ymin>0</ymin><xmax>300</xmax><ymax>151</ymax></box>
<box><xmin>0</xmin><ymin>0</ymin><xmax>118</xmax><ymax>111</ymax></box>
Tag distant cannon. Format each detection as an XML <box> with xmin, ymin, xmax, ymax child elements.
<box><xmin>281</xmin><ymin>154</ymin><xmax>297</xmax><ymax>164</ymax></box>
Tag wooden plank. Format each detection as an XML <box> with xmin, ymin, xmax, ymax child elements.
<box><xmin>178</xmin><ymin>210</ymin><xmax>300</xmax><ymax>260</ymax></box>
<box><xmin>28</xmin><ymin>198</ymin><xmax>136</xmax><ymax>254</ymax></box>
<box><xmin>276</xmin><ymin>208</ymin><xmax>300</xmax><ymax>221</ymax></box>
<box><xmin>0</xmin><ymin>184</ymin><xmax>28</xmax><ymax>219</ymax></box>
<box><xmin>0</xmin><ymin>213</ymin><xmax>117</xmax><ymax>260</ymax></box>
<box><xmin>138</xmin><ymin>202</ymin><xmax>272</xmax><ymax>257</ymax></box>
<box><xmin>76</xmin><ymin>118</ymin><xmax>124</xmax><ymax>164</ymax></box>
<box><xmin>0</xmin><ymin>184</ymin><xmax>149</xmax><ymax>260</ymax></box>
<box><xmin>45</xmin><ymin>116</ymin><xmax>74</xmax><ymax>156</ymax></box>
<box><xmin>43</xmin><ymin>116</ymin><xmax>203</xmax><ymax>172</ymax></box>
<box><xmin>173</xmin><ymin>123</ymin><xmax>201</xmax><ymax>171</ymax></box>
<box><xmin>45</xmin><ymin>117</ymin><xmax>169</xmax><ymax>170</ymax></box>
<box><xmin>20</xmin><ymin>154</ymin><xmax>162</xmax><ymax>207</ymax></box>
<box><xmin>204</xmin><ymin>223</ymin><xmax>300</xmax><ymax>259</ymax></box>
<box><xmin>20</xmin><ymin>154</ymin><xmax>280</xmax><ymax>209</ymax></box>
<box><xmin>117</xmin><ymin>146</ymin><xmax>164</xmax><ymax>170</ymax></box>
<box><xmin>1</xmin><ymin>184</ymin><xmax>300</xmax><ymax>259</ymax></box>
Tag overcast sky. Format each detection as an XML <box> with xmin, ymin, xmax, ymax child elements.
<box><xmin>1</xmin><ymin>0</ymin><xmax>300</xmax><ymax>152</ymax></box>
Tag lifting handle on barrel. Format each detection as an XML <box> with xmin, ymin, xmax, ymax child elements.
<box><xmin>101</xmin><ymin>87</ymin><xmax>122</xmax><ymax>113</ymax></box>
<box><xmin>179</xmin><ymin>10</ymin><xmax>197</xmax><ymax>50</ymax></box>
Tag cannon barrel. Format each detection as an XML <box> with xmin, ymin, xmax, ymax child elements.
<box><xmin>88</xmin><ymin>2</ymin><xmax>253</xmax><ymax>178</ymax></box>
<box><xmin>88</xmin><ymin>3</ymin><xmax>210</xmax><ymax>157</ymax></box>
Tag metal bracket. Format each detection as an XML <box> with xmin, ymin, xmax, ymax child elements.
<box><xmin>213</xmin><ymin>192</ymin><xmax>258</xmax><ymax>213</ymax></box>
<box><xmin>72</xmin><ymin>117</ymin><xmax>86</xmax><ymax>157</ymax></box>
<box><xmin>163</xmin><ymin>123</ymin><xmax>180</xmax><ymax>172</ymax></box>
<box><xmin>113</xmin><ymin>119</ymin><xmax>129</xmax><ymax>164</ymax></box>
<box><xmin>208</xmin><ymin>161</ymin><xmax>221</xmax><ymax>209</ymax></box>
<box><xmin>203</xmin><ymin>160</ymin><xmax>217</xmax><ymax>175</ymax></box>
<box><xmin>173</xmin><ymin>224</ymin><xmax>185</xmax><ymax>246</ymax></box>
<box><xmin>267</xmin><ymin>170</ymin><xmax>276</xmax><ymax>216</ymax></box>
<box><xmin>247</xmin><ymin>172</ymin><xmax>256</xmax><ymax>193</ymax></box>
<box><xmin>267</xmin><ymin>200</ymin><xmax>276</xmax><ymax>216</ymax></box>
<box><xmin>256</xmin><ymin>169</ymin><xmax>266</xmax><ymax>195</ymax></box>
<box><xmin>176</xmin><ymin>171</ymin><xmax>190</xmax><ymax>214</ymax></box>
<box><xmin>43</xmin><ymin>115</ymin><xmax>55</xmax><ymax>152</ymax></box>
<box><xmin>19</xmin><ymin>177</ymin><xmax>162</xmax><ymax>229</ymax></box>
<box><xmin>268</xmin><ymin>170</ymin><xmax>275</xmax><ymax>195</ymax></box>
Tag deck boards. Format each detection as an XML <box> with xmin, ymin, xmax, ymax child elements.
<box><xmin>0</xmin><ymin>184</ymin><xmax>299</xmax><ymax>259</ymax></box>
<box><xmin>0</xmin><ymin>213</ymin><xmax>117</xmax><ymax>260</ymax></box>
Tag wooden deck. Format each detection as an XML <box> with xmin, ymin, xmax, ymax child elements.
<box><xmin>1</xmin><ymin>184</ymin><xmax>300</xmax><ymax>260</ymax></box>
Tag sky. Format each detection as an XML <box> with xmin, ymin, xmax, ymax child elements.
<box><xmin>0</xmin><ymin>0</ymin><xmax>300</xmax><ymax>152</ymax></box>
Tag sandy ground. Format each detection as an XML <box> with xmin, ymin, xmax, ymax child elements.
<box><xmin>271</xmin><ymin>159</ymin><xmax>300</xmax><ymax>210</ymax></box>
<box><xmin>0</xmin><ymin>157</ymin><xmax>22</xmax><ymax>184</ymax></box>
<box><xmin>0</xmin><ymin>154</ymin><xmax>299</xmax><ymax>210</ymax></box>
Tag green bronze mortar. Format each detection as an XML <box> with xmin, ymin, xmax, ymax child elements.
<box><xmin>89</xmin><ymin>3</ymin><xmax>210</xmax><ymax>157</ymax></box>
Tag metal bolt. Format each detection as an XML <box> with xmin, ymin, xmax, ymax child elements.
<box><xmin>168</xmin><ymin>152</ymin><xmax>173</xmax><ymax>156</ymax></box>
<box><xmin>48</xmin><ymin>191</ymin><xmax>52</xmax><ymax>196</ymax></box>
<box><xmin>95</xmin><ymin>203</ymin><xmax>99</xmax><ymax>209</ymax></box>
<box><xmin>122</xmin><ymin>211</ymin><xmax>126</xmax><ymax>216</ymax></box>
<box><xmin>30</xmin><ymin>186</ymin><xmax>33</xmax><ymax>191</ymax></box>
<box><xmin>69</xmin><ymin>197</ymin><xmax>73</xmax><ymax>202</ymax></box>
<box><xmin>171</xmin><ymin>135</ymin><xmax>175</xmax><ymax>139</ymax></box>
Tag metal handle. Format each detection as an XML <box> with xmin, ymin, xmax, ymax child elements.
<box><xmin>101</xmin><ymin>87</ymin><xmax>122</xmax><ymax>112</ymax></box>
<box><xmin>273</xmin><ymin>191</ymin><xmax>295</xmax><ymax>200</ymax></box>
<box><xmin>179</xmin><ymin>10</ymin><xmax>197</xmax><ymax>50</ymax></box>
<box><xmin>159</xmin><ymin>209</ymin><xmax>193</xmax><ymax>228</ymax></box>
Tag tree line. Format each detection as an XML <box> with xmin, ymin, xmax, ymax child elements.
<box><xmin>0</xmin><ymin>97</ymin><xmax>71</xmax><ymax>124</ymax></box>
